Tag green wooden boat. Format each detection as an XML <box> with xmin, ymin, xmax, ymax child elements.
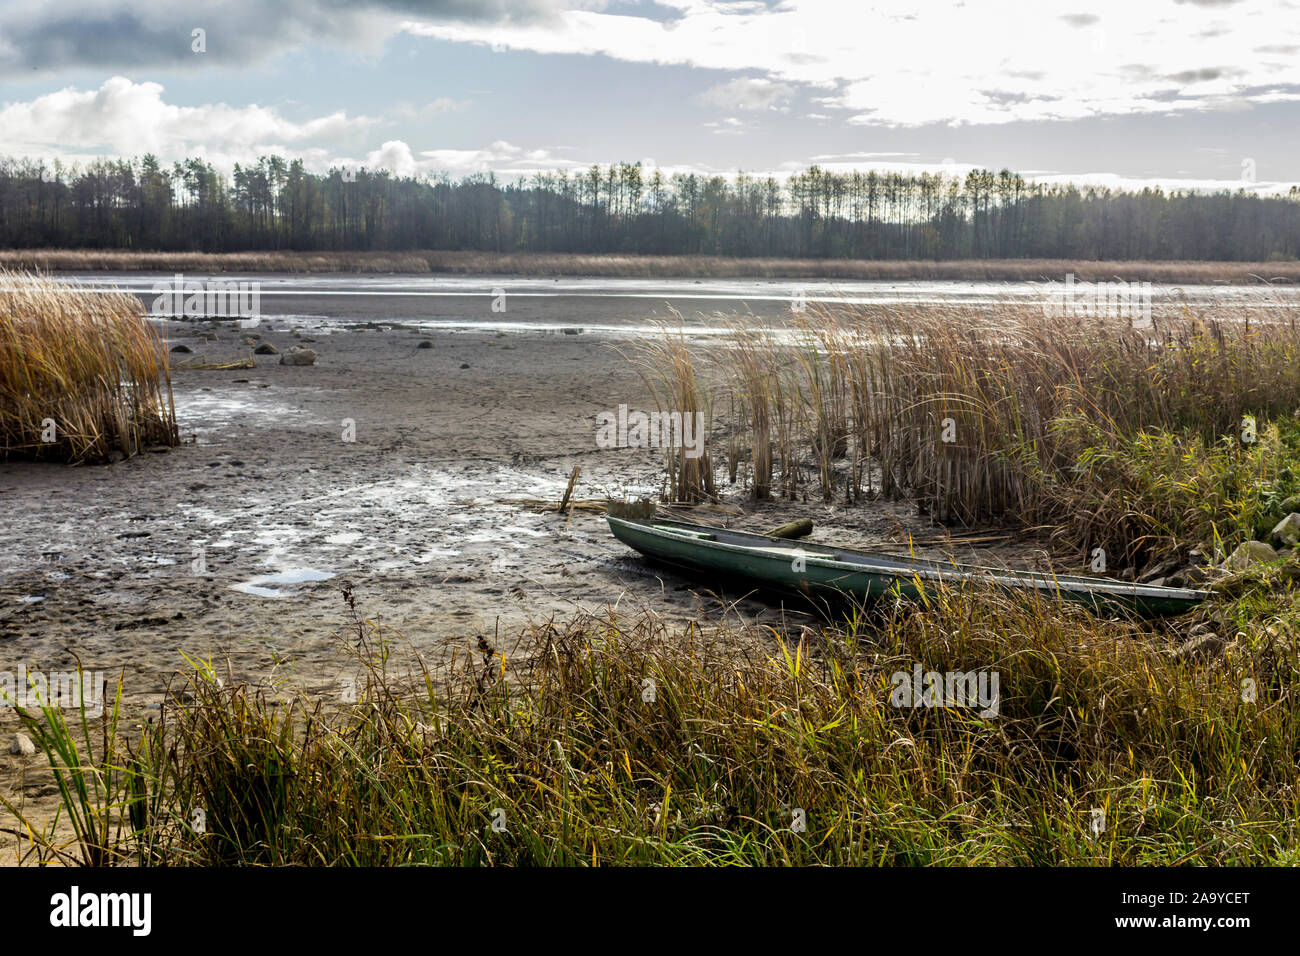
<box><xmin>607</xmin><ymin>516</ymin><xmax>1210</xmax><ymax>617</ymax></box>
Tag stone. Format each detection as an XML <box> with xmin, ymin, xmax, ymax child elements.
<box><xmin>9</xmin><ymin>733</ymin><xmax>35</xmax><ymax>756</ymax></box>
<box><xmin>280</xmin><ymin>347</ymin><xmax>317</xmax><ymax>367</ymax></box>
<box><xmin>1270</xmin><ymin>513</ymin><xmax>1300</xmax><ymax>548</ymax></box>
<box><xmin>254</xmin><ymin>343</ymin><xmax>279</xmax><ymax>355</ymax></box>
<box><xmin>416</xmin><ymin>340</ymin><xmax>434</xmax><ymax>349</ymax></box>
<box><xmin>170</xmin><ymin>344</ymin><xmax>192</xmax><ymax>353</ymax></box>
<box><xmin>1280</xmin><ymin>495</ymin><xmax>1300</xmax><ymax>515</ymax></box>
<box><xmin>1138</xmin><ymin>558</ymin><xmax>1179</xmax><ymax>584</ymax></box>
<box><xmin>1169</xmin><ymin>626</ymin><xmax>1225</xmax><ymax>662</ymax></box>
<box><xmin>1223</xmin><ymin>539</ymin><xmax>1278</xmax><ymax>571</ymax></box>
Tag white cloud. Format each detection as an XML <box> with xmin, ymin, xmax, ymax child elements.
<box><xmin>0</xmin><ymin>76</ymin><xmax>376</xmax><ymax>166</ymax></box>
<box><xmin>403</xmin><ymin>0</ymin><xmax>1300</xmax><ymax>127</ymax></box>
<box><xmin>696</xmin><ymin>76</ymin><xmax>795</xmax><ymax>111</ymax></box>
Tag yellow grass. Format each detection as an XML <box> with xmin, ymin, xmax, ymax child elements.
<box><xmin>0</xmin><ymin>269</ymin><xmax>178</xmax><ymax>464</ymax></box>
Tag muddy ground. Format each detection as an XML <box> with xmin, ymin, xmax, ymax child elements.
<box><xmin>1</xmin><ymin>281</ymin><xmax>1052</xmax><ymax>856</ymax></box>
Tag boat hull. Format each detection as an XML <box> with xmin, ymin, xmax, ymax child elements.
<box><xmin>607</xmin><ymin>516</ymin><xmax>1208</xmax><ymax>617</ymax></box>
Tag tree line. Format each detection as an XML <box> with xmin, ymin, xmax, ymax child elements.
<box><xmin>2</xmin><ymin>153</ymin><xmax>1298</xmax><ymax>261</ymax></box>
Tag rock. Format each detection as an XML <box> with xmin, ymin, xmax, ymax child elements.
<box><xmin>9</xmin><ymin>733</ymin><xmax>35</xmax><ymax>756</ymax></box>
<box><xmin>1281</xmin><ymin>495</ymin><xmax>1300</xmax><ymax>515</ymax></box>
<box><xmin>241</xmin><ymin>334</ymin><xmax>261</xmax><ymax>345</ymax></box>
<box><xmin>1223</xmin><ymin>539</ymin><xmax>1278</xmax><ymax>571</ymax></box>
<box><xmin>280</xmin><ymin>347</ymin><xmax>317</xmax><ymax>367</ymax></box>
<box><xmin>1169</xmin><ymin>625</ymin><xmax>1225</xmax><ymax>662</ymax></box>
<box><xmin>561</xmin><ymin>327</ymin><xmax>582</xmax><ymax>335</ymax></box>
<box><xmin>254</xmin><ymin>343</ymin><xmax>279</xmax><ymax>355</ymax></box>
<box><xmin>416</xmin><ymin>340</ymin><xmax>434</xmax><ymax>349</ymax></box>
<box><xmin>460</xmin><ymin>363</ymin><xmax>470</xmax><ymax>369</ymax></box>
<box><xmin>170</xmin><ymin>344</ymin><xmax>193</xmax><ymax>353</ymax></box>
<box><xmin>1138</xmin><ymin>558</ymin><xmax>1180</xmax><ymax>584</ymax></box>
<box><xmin>1270</xmin><ymin>513</ymin><xmax>1300</xmax><ymax>548</ymax></box>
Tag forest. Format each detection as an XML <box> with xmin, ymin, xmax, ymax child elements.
<box><xmin>2</xmin><ymin>153</ymin><xmax>1298</xmax><ymax>261</ymax></box>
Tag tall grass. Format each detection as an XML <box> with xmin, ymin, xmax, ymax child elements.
<box><xmin>9</xmin><ymin>582</ymin><xmax>1300</xmax><ymax>866</ymax></box>
<box><xmin>657</xmin><ymin>302</ymin><xmax>1300</xmax><ymax>564</ymax></box>
<box><xmin>623</xmin><ymin>323</ymin><xmax>716</xmax><ymax>501</ymax></box>
<box><xmin>0</xmin><ymin>269</ymin><xmax>177</xmax><ymax>463</ymax></box>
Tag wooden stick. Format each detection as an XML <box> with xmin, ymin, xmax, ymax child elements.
<box><xmin>559</xmin><ymin>465</ymin><xmax>582</xmax><ymax>513</ymax></box>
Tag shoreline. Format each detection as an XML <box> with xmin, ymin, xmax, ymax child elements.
<box><xmin>3</xmin><ymin>249</ymin><xmax>1299</xmax><ymax>285</ymax></box>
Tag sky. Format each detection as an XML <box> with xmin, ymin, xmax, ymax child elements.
<box><xmin>0</xmin><ymin>0</ymin><xmax>1298</xmax><ymax>193</ymax></box>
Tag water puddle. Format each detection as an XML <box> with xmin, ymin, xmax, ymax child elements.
<box><xmin>231</xmin><ymin>567</ymin><xmax>335</xmax><ymax>597</ymax></box>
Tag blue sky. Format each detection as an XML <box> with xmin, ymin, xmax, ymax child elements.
<box><xmin>1</xmin><ymin>0</ymin><xmax>1298</xmax><ymax>192</ymax></box>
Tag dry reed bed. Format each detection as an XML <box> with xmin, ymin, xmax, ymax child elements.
<box><xmin>642</xmin><ymin>302</ymin><xmax>1300</xmax><ymax>563</ymax></box>
<box><xmin>3</xmin><ymin>248</ymin><xmax>1300</xmax><ymax>283</ymax></box>
<box><xmin>0</xmin><ymin>269</ymin><xmax>177</xmax><ymax>463</ymax></box>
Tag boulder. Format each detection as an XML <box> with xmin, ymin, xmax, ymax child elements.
<box><xmin>9</xmin><ymin>733</ymin><xmax>35</xmax><ymax>756</ymax></box>
<box><xmin>280</xmin><ymin>347</ymin><xmax>317</xmax><ymax>367</ymax></box>
<box><xmin>1281</xmin><ymin>495</ymin><xmax>1300</xmax><ymax>515</ymax></box>
<box><xmin>1270</xmin><ymin>513</ymin><xmax>1300</xmax><ymax>548</ymax></box>
<box><xmin>1223</xmin><ymin>539</ymin><xmax>1278</xmax><ymax>572</ymax></box>
<box><xmin>254</xmin><ymin>343</ymin><xmax>279</xmax><ymax>355</ymax></box>
<box><xmin>170</xmin><ymin>344</ymin><xmax>193</xmax><ymax>353</ymax></box>
<box><xmin>416</xmin><ymin>340</ymin><xmax>435</xmax><ymax>349</ymax></box>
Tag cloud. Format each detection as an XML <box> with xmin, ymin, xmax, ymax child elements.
<box><xmin>402</xmin><ymin>0</ymin><xmax>1300</xmax><ymax>127</ymax></box>
<box><xmin>0</xmin><ymin>76</ymin><xmax>376</xmax><ymax>166</ymax></box>
<box><xmin>695</xmin><ymin>76</ymin><xmax>795</xmax><ymax>111</ymax></box>
<box><xmin>0</xmin><ymin>76</ymin><xmax>644</xmax><ymax>180</ymax></box>
<box><xmin>0</xmin><ymin>0</ymin><xmax>578</xmax><ymax>73</ymax></box>
<box><xmin>704</xmin><ymin>116</ymin><xmax>754</xmax><ymax>134</ymax></box>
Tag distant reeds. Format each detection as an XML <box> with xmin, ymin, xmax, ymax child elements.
<box><xmin>2</xmin><ymin>249</ymin><xmax>1298</xmax><ymax>284</ymax></box>
<box><xmin>0</xmin><ymin>269</ymin><xmax>178</xmax><ymax>463</ymax></box>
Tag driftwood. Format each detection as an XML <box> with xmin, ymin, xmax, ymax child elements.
<box><xmin>765</xmin><ymin>518</ymin><xmax>814</xmax><ymax>539</ymax></box>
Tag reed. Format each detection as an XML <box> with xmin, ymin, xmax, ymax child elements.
<box><xmin>0</xmin><ymin>269</ymin><xmax>178</xmax><ymax>463</ymax></box>
<box><xmin>624</xmin><ymin>322</ymin><xmax>716</xmax><ymax>501</ymax></box>
<box><xmin>650</xmin><ymin>300</ymin><xmax>1300</xmax><ymax>565</ymax></box>
<box><xmin>4</xmin><ymin>249</ymin><xmax>1300</xmax><ymax>284</ymax></box>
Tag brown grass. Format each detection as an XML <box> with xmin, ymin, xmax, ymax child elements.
<box><xmin>1</xmin><ymin>249</ymin><xmax>1298</xmax><ymax>284</ymax></box>
<box><xmin>656</xmin><ymin>299</ymin><xmax>1300</xmax><ymax>564</ymax></box>
<box><xmin>0</xmin><ymin>269</ymin><xmax>178</xmax><ymax>463</ymax></box>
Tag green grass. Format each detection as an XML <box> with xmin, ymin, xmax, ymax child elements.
<box><xmin>8</xmin><ymin>574</ymin><xmax>1300</xmax><ymax>866</ymax></box>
